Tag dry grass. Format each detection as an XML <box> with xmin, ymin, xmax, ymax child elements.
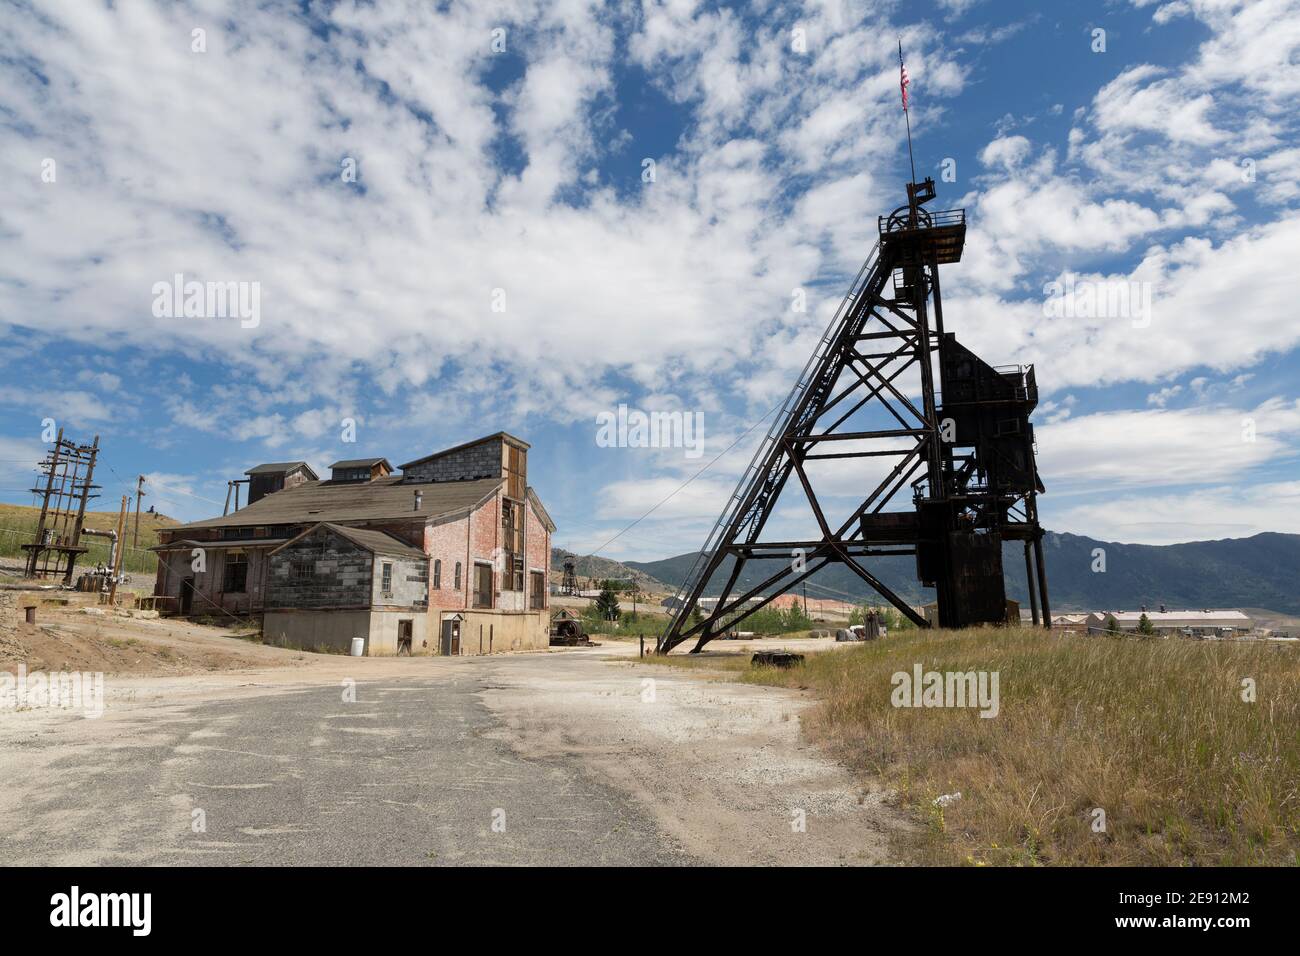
<box><xmin>0</xmin><ymin>502</ymin><xmax>179</xmax><ymax>576</ymax></box>
<box><xmin>648</xmin><ymin>627</ymin><xmax>1300</xmax><ymax>866</ymax></box>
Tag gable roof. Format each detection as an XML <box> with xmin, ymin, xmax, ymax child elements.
<box><xmin>270</xmin><ymin>522</ymin><xmax>426</xmax><ymax>560</ymax></box>
<box><xmin>399</xmin><ymin>431</ymin><xmax>529</xmax><ymax>470</ymax></box>
<box><xmin>172</xmin><ymin>475</ymin><xmax>502</xmax><ymax>530</ymax></box>
<box><xmin>245</xmin><ymin>461</ymin><xmax>318</xmax><ymax>478</ymax></box>
<box><xmin>526</xmin><ymin>486</ymin><xmax>556</xmax><ymax>533</ymax></box>
<box><xmin>330</xmin><ymin>457</ymin><xmax>392</xmax><ymax>470</ymax></box>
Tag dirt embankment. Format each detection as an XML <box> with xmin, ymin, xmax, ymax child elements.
<box><xmin>0</xmin><ymin>588</ymin><xmax>304</xmax><ymax>677</ymax></box>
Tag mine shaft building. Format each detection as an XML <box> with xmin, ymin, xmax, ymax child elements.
<box><xmin>151</xmin><ymin>433</ymin><xmax>554</xmax><ymax>655</ymax></box>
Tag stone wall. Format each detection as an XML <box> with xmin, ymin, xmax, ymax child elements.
<box><xmin>266</xmin><ymin>527</ymin><xmax>374</xmax><ymax>609</ymax></box>
<box><xmin>404</xmin><ymin>439</ymin><xmax>503</xmax><ymax>483</ymax></box>
<box><xmin>370</xmin><ymin>552</ymin><xmax>429</xmax><ymax>609</ymax></box>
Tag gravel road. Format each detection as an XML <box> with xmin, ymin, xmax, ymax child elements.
<box><xmin>0</xmin><ymin>641</ymin><xmax>906</xmax><ymax>865</ymax></box>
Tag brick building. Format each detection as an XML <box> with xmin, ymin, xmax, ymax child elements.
<box><xmin>152</xmin><ymin>433</ymin><xmax>554</xmax><ymax>655</ymax></box>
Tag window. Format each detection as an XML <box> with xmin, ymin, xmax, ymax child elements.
<box><xmin>454</xmin><ymin>561</ymin><xmax>462</xmax><ymax>590</ymax></box>
<box><xmin>291</xmin><ymin>553</ymin><xmax>315</xmax><ymax>582</ymax></box>
<box><xmin>473</xmin><ymin>562</ymin><xmax>493</xmax><ymax>608</ymax></box>
<box><xmin>433</xmin><ymin>559</ymin><xmax>442</xmax><ymax>589</ymax></box>
<box><xmin>381</xmin><ymin>562</ymin><xmax>393</xmax><ymax>594</ymax></box>
<box><xmin>501</xmin><ymin>499</ymin><xmax>524</xmax><ymax>591</ymax></box>
<box><xmin>529</xmin><ymin>570</ymin><xmax>545</xmax><ymax>610</ymax></box>
<box><xmin>222</xmin><ymin>551</ymin><xmax>248</xmax><ymax>593</ymax></box>
<box><xmin>505</xmin><ymin>445</ymin><xmax>527</xmax><ymax>500</ymax></box>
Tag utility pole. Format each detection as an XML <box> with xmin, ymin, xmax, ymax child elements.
<box><xmin>133</xmin><ymin>474</ymin><xmax>146</xmax><ymax>549</ymax></box>
<box><xmin>106</xmin><ymin>494</ymin><xmax>127</xmax><ymax>607</ymax></box>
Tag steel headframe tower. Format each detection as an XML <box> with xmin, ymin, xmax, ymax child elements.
<box><xmin>658</xmin><ymin>178</ymin><xmax>1051</xmax><ymax>654</ymax></box>
<box><xmin>560</xmin><ymin>559</ymin><xmax>579</xmax><ymax>596</ymax></box>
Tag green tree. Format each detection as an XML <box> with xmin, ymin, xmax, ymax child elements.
<box><xmin>595</xmin><ymin>582</ymin><xmax>621</xmax><ymax>622</ymax></box>
<box><xmin>1137</xmin><ymin>612</ymin><xmax>1155</xmax><ymax>636</ymax></box>
<box><xmin>1105</xmin><ymin>614</ymin><xmax>1120</xmax><ymax>634</ymax></box>
<box><xmin>785</xmin><ymin>599</ymin><xmax>812</xmax><ymax>631</ymax></box>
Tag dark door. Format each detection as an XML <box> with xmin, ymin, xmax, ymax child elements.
<box><xmin>440</xmin><ymin>618</ymin><xmax>461</xmax><ymax>656</ymax></box>
<box><xmin>397</xmin><ymin>619</ymin><xmax>413</xmax><ymax>656</ymax></box>
<box><xmin>179</xmin><ymin>578</ymin><xmax>195</xmax><ymax>614</ymax></box>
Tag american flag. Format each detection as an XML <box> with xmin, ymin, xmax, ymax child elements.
<box><xmin>899</xmin><ymin>58</ymin><xmax>910</xmax><ymax>111</ymax></box>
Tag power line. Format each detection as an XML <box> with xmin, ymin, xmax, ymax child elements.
<box><xmin>578</xmin><ymin>400</ymin><xmax>782</xmax><ymax>562</ymax></box>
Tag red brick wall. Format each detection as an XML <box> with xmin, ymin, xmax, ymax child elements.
<box><xmin>424</xmin><ymin>515</ymin><xmax>470</xmax><ymax>611</ymax></box>
<box><xmin>525</xmin><ymin>496</ymin><xmax>550</xmax><ymax>609</ymax></box>
<box><xmin>468</xmin><ymin>490</ymin><xmax>501</xmax><ymax>605</ymax></box>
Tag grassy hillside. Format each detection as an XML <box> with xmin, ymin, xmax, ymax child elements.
<box><xmin>648</xmin><ymin>627</ymin><xmax>1300</xmax><ymax>866</ymax></box>
<box><xmin>627</xmin><ymin>531</ymin><xmax>1300</xmax><ymax>615</ymax></box>
<box><xmin>0</xmin><ymin>502</ymin><xmax>178</xmax><ymax>577</ymax></box>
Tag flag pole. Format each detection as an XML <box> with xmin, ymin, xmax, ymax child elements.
<box><xmin>899</xmin><ymin>38</ymin><xmax>920</xmax><ymax>221</ymax></box>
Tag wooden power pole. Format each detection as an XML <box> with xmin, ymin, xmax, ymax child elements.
<box><xmin>133</xmin><ymin>474</ymin><xmax>146</xmax><ymax>549</ymax></box>
<box><xmin>106</xmin><ymin>494</ymin><xmax>128</xmax><ymax>606</ymax></box>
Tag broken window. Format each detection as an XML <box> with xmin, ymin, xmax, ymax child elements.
<box><xmin>433</xmin><ymin>559</ymin><xmax>442</xmax><ymax>589</ymax></box>
<box><xmin>381</xmin><ymin>562</ymin><xmax>393</xmax><ymax>594</ymax></box>
<box><xmin>222</xmin><ymin>551</ymin><xmax>248</xmax><ymax>593</ymax></box>
<box><xmin>501</xmin><ymin>499</ymin><xmax>524</xmax><ymax>591</ymax></box>
<box><xmin>454</xmin><ymin>561</ymin><xmax>462</xmax><ymax>590</ymax></box>
<box><xmin>473</xmin><ymin>562</ymin><xmax>493</xmax><ymax>609</ymax></box>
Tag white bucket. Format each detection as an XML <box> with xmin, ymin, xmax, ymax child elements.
<box><xmin>350</xmin><ymin>637</ymin><xmax>365</xmax><ymax>657</ymax></box>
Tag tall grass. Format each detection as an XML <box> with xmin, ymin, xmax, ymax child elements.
<box><xmin>654</xmin><ymin>627</ymin><xmax>1300</xmax><ymax>865</ymax></box>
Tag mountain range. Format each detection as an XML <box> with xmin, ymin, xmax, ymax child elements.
<box><xmin>596</xmin><ymin>531</ymin><xmax>1300</xmax><ymax>616</ymax></box>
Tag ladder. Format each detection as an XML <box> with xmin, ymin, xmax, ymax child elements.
<box><xmin>660</xmin><ymin>242</ymin><xmax>885</xmax><ymax>645</ymax></box>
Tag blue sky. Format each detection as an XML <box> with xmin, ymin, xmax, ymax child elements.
<box><xmin>2</xmin><ymin>0</ymin><xmax>1298</xmax><ymax>561</ymax></box>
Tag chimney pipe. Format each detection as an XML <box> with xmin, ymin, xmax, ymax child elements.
<box><xmin>414</xmin><ymin>489</ymin><xmax>423</xmax><ymax>511</ymax></box>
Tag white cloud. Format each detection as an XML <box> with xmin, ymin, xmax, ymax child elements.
<box><xmin>1037</xmin><ymin>398</ymin><xmax>1300</xmax><ymax>492</ymax></box>
<box><xmin>1092</xmin><ymin>65</ymin><xmax>1222</xmax><ymax>146</ymax></box>
<box><xmin>1049</xmin><ymin>481</ymin><xmax>1300</xmax><ymax>544</ymax></box>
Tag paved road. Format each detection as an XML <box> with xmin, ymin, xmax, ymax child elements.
<box><xmin>1</xmin><ymin>662</ymin><xmax>687</xmax><ymax>865</ymax></box>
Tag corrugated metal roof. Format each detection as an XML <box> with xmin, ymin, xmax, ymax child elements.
<box><xmin>1092</xmin><ymin>610</ymin><xmax>1251</xmax><ymax>623</ymax></box>
<box><xmin>172</xmin><ymin>476</ymin><xmax>502</xmax><ymax>530</ymax></box>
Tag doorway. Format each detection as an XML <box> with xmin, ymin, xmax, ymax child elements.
<box><xmin>179</xmin><ymin>578</ymin><xmax>195</xmax><ymax>615</ymax></box>
<box><xmin>440</xmin><ymin>617</ymin><xmax>461</xmax><ymax>656</ymax></box>
<box><xmin>397</xmin><ymin>619</ymin><xmax>413</xmax><ymax>656</ymax></box>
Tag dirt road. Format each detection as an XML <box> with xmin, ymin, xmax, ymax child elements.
<box><xmin>0</xmin><ymin>636</ymin><xmax>908</xmax><ymax>865</ymax></box>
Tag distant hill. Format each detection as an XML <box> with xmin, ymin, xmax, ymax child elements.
<box><xmin>624</xmin><ymin>532</ymin><xmax>1300</xmax><ymax>615</ymax></box>
<box><xmin>0</xmin><ymin>502</ymin><xmax>181</xmax><ymax>576</ymax></box>
<box><xmin>0</xmin><ymin>501</ymin><xmax>179</xmax><ymax>539</ymax></box>
<box><xmin>550</xmin><ymin>547</ymin><xmax>671</xmax><ymax>592</ymax></box>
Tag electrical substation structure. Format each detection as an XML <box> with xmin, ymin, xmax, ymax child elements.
<box><xmin>22</xmin><ymin>429</ymin><xmax>101</xmax><ymax>584</ymax></box>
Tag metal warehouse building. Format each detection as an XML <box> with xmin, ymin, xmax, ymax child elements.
<box><xmin>151</xmin><ymin>432</ymin><xmax>554</xmax><ymax>655</ymax></box>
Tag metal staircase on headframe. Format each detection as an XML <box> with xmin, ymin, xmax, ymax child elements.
<box><xmin>657</xmin><ymin>178</ymin><xmax>1051</xmax><ymax>654</ymax></box>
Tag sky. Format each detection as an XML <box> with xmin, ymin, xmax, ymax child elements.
<box><xmin>2</xmin><ymin>0</ymin><xmax>1299</xmax><ymax>562</ymax></box>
